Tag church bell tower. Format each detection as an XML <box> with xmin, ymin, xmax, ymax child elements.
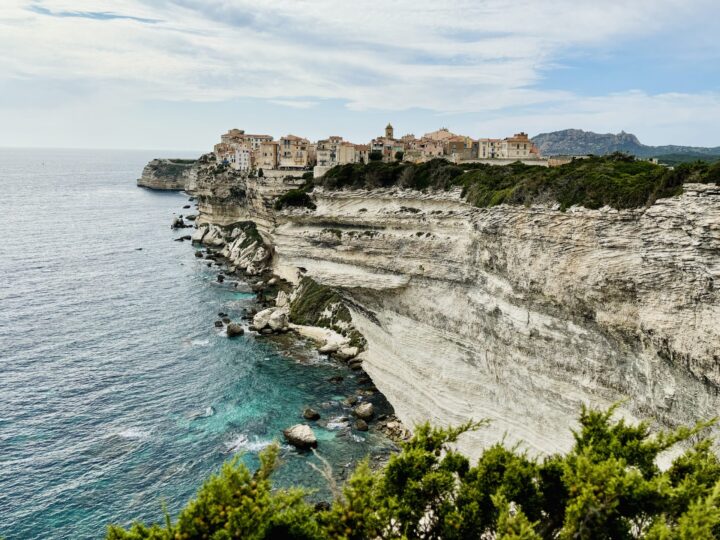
<box><xmin>385</xmin><ymin>123</ymin><xmax>394</xmax><ymax>139</ymax></box>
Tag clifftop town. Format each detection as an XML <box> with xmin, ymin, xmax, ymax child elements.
<box><xmin>212</xmin><ymin>124</ymin><xmax>545</xmax><ymax>179</ymax></box>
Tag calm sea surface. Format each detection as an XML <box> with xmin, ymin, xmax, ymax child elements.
<box><xmin>0</xmin><ymin>148</ymin><xmax>394</xmax><ymax>539</ymax></box>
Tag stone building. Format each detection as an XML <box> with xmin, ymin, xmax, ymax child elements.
<box><xmin>255</xmin><ymin>141</ymin><xmax>279</xmax><ymax>171</ymax></box>
<box><xmin>279</xmin><ymin>135</ymin><xmax>311</xmax><ymax>169</ymax></box>
<box><xmin>502</xmin><ymin>132</ymin><xmax>536</xmax><ymax>160</ymax></box>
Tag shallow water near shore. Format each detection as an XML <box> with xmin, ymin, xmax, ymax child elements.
<box><xmin>0</xmin><ymin>148</ymin><xmax>395</xmax><ymax>539</ymax></box>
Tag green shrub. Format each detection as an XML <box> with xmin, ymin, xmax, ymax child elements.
<box><xmin>274</xmin><ymin>190</ymin><xmax>316</xmax><ymax>210</ymax></box>
<box><xmin>107</xmin><ymin>405</ymin><xmax>719</xmax><ymax>539</ymax></box>
<box><xmin>317</xmin><ymin>154</ymin><xmax>718</xmax><ymax>210</ymax></box>
<box><xmin>274</xmin><ymin>181</ymin><xmax>316</xmax><ymax>210</ymax></box>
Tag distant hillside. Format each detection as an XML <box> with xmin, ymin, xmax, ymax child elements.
<box><xmin>532</xmin><ymin>129</ymin><xmax>720</xmax><ymax>158</ymax></box>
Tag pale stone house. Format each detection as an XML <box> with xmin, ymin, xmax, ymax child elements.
<box><xmin>279</xmin><ymin>135</ymin><xmax>311</xmax><ymax>169</ymax></box>
<box><xmin>255</xmin><ymin>141</ymin><xmax>279</xmax><ymax>171</ymax></box>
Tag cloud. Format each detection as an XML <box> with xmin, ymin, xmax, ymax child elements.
<box><xmin>0</xmin><ymin>0</ymin><xmax>719</xmax><ymax>147</ymax></box>
<box><xmin>268</xmin><ymin>99</ymin><xmax>318</xmax><ymax>110</ymax></box>
<box><xmin>26</xmin><ymin>4</ymin><xmax>161</xmax><ymax>24</ymax></box>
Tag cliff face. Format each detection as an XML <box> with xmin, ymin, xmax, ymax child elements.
<box><xmin>189</xmin><ymin>166</ymin><xmax>720</xmax><ymax>459</ymax></box>
<box><xmin>137</xmin><ymin>158</ymin><xmax>199</xmax><ymax>190</ymax></box>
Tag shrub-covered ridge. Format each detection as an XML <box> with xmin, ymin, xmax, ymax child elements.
<box><xmin>107</xmin><ymin>405</ymin><xmax>720</xmax><ymax>539</ymax></box>
<box><xmin>318</xmin><ymin>154</ymin><xmax>720</xmax><ymax>210</ymax></box>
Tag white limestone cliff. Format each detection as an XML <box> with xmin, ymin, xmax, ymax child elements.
<box><xmin>188</xmin><ymin>165</ymin><xmax>720</xmax><ymax>460</ymax></box>
<box><xmin>136</xmin><ymin>158</ymin><xmax>199</xmax><ymax>190</ymax></box>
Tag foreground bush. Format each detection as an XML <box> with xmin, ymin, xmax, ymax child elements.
<box><xmin>107</xmin><ymin>405</ymin><xmax>719</xmax><ymax>539</ymax></box>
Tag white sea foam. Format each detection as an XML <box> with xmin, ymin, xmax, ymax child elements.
<box><xmin>191</xmin><ymin>339</ymin><xmax>210</xmax><ymax>346</ymax></box>
<box><xmin>113</xmin><ymin>427</ymin><xmax>152</xmax><ymax>440</ymax></box>
<box><xmin>224</xmin><ymin>434</ymin><xmax>272</xmax><ymax>453</ymax></box>
<box><xmin>326</xmin><ymin>416</ymin><xmax>350</xmax><ymax>430</ymax></box>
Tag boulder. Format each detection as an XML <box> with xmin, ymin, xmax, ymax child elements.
<box><xmin>214</xmin><ymin>320</ymin><xmax>223</xmax><ymax>328</ymax></box>
<box><xmin>183</xmin><ymin>204</ymin><xmax>191</xmax><ymax>209</ymax></box>
<box><xmin>275</xmin><ymin>290</ymin><xmax>289</xmax><ymax>308</ymax></box>
<box><xmin>185</xmin><ymin>215</ymin><xmax>197</xmax><ymax>221</ymax></box>
<box><xmin>191</xmin><ymin>227</ymin><xmax>208</xmax><ymax>242</ymax></box>
<box><xmin>303</xmin><ymin>408</ymin><xmax>321</xmax><ymax>421</ymax></box>
<box><xmin>349</xmin><ymin>359</ymin><xmax>364</xmax><ymax>370</ymax></box>
<box><xmin>318</xmin><ymin>341</ymin><xmax>340</xmax><ymax>354</ymax></box>
<box><xmin>171</xmin><ymin>216</ymin><xmax>185</xmax><ymax>229</ymax></box>
<box><xmin>227</xmin><ymin>323</ymin><xmax>244</xmax><ymax>337</ymax></box>
<box><xmin>355</xmin><ymin>419</ymin><xmax>369</xmax><ymax>431</ymax></box>
<box><xmin>268</xmin><ymin>309</ymin><xmax>289</xmax><ymax>332</ymax></box>
<box><xmin>282</xmin><ymin>424</ymin><xmax>317</xmax><ymax>449</ymax></box>
<box><xmin>222</xmin><ymin>317</ymin><xmax>231</xmax><ymax>324</ymax></box>
<box><xmin>334</xmin><ymin>346</ymin><xmax>359</xmax><ymax>361</ymax></box>
<box><xmin>217</xmin><ymin>274</ymin><xmax>225</xmax><ymax>283</ymax></box>
<box><xmin>252</xmin><ymin>308</ymin><xmax>276</xmax><ymax>331</ymax></box>
<box><xmin>343</xmin><ymin>395</ymin><xmax>358</xmax><ymax>406</ymax></box>
<box><xmin>353</xmin><ymin>402</ymin><xmax>374</xmax><ymax>420</ymax></box>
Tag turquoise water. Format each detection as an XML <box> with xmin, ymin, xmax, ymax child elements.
<box><xmin>0</xmin><ymin>149</ymin><xmax>395</xmax><ymax>539</ymax></box>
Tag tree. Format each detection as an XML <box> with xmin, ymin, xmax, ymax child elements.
<box><xmin>395</xmin><ymin>151</ymin><xmax>404</xmax><ymax>161</ymax></box>
<box><xmin>107</xmin><ymin>406</ymin><xmax>719</xmax><ymax>539</ymax></box>
<box><xmin>369</xmin><ymin>150</ymin><xmax>383</xmax><ymax>162</ymax></box>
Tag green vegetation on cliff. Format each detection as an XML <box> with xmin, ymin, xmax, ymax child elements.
<box><xmin>107</xmin><ymin>405</ymin><xmax>719</xmax><ymax>539</ymax></box>
<box><xmin>153</xmin><ymin>159</ymin><xmax>196</xmax><ymax>179</ymax></box>
<box><xmin>319</xmin><ymin>154</ymin><xmax>720</xmax><ymax>210</ymax></box>
<box><xmin>274</xmin><ymin>181</ymin><xmax>317</xmax><ymax>211</ymax></box>
<box><xmin>288</xmin><ymin>277</ymin><xmax>364</xmax><ymax>348</ymax></box>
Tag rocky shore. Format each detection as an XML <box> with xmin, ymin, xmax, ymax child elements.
<box><xmin>169</xmin><ymin>190</ymin><xmax>410</xmax><ymax>457</ymax></box>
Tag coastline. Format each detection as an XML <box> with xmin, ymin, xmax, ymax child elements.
<box><xmin>169</xmin><ymin>191</ymin><xmax>411</xmax><ymax>461</ymax></box>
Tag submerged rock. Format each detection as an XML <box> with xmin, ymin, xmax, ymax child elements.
<box><xmin>303</xmin><ymin>407</ymin><xmax>321</xmax><ymax>421</ymax></box>
<box><xmin>355</xmin><ymin>419</ymin><xmax>369</xmax><ymax>431</ymax></box>
<box><xmin>282</xmin><ymin>424</ymin><xmax>317</xmax><ymax>449</ymax></box>
<box><xmin>194</xmin><ymin>251</ymin><xmax>203</xmax><ymax>258</ymax></box>
<box><xmin>214</xmin><ymin>320</ymin><xmax>223</xmax><ymax>328</ymax></box>
<box><xmin>226</xmin><ymin>323</ymin><xmax>244</xmax><ymax>337</ymax></box>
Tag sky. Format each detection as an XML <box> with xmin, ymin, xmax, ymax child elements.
<box><xmin>1</xmin><ymin>0</ymin><xmax>719</xmax><ymax>151</ymax></box>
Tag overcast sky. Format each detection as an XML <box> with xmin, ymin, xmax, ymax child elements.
<box><xmin>1</xmin><ymin>0</ymin><xmax>719</xmax><ymax>151</ymax></box>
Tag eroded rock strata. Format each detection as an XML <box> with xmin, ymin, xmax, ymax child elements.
<box><xmin>174</xmin><ymin>159</ymin><xmax>720</xmax><ymax>460</ymax></box>
<box><xmin>137</xmin><ymin>158</ymin><xmax>199</xmax><ymax>190</ymax></box>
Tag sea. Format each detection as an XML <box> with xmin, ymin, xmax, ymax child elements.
<box><xmin>0</xmin><ymin>148</ymin><xmax>395</xmax><ymax>539</ymax></box>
